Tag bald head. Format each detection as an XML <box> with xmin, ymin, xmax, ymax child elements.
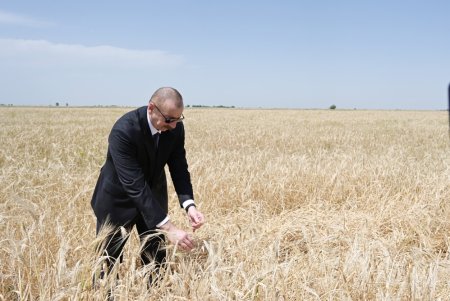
<box><xmin>149</xmin><ymin>87</ymin><xmax>184</xmax><ymax>108</ymax></box>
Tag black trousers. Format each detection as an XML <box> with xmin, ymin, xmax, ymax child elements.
<box><xmin>96</xmin><ymin>213</ymin><xmax>166</xmax><ymax>278</ymax></box>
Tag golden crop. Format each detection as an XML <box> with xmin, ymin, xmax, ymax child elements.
<box><xmin>1</xmin><ymin>107</ymin><xmax>449</xmax><ymax>300</ymax></box>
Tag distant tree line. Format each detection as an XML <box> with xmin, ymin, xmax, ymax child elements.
<box><xmin>186</xmin><ymin>104</ymin><xmax>235</xmax><ymax>108</ymax></box>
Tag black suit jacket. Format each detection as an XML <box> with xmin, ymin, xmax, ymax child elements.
<box><xmin>91</xmin><ymin>106</ymin><xmax>193</xmax><ymax>229</ymax></box>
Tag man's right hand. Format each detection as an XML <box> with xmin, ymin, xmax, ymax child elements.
<box><xmin>159</xmin><ymin>221</ymin><xmax>195</xmax><ymax>251</ymax></box>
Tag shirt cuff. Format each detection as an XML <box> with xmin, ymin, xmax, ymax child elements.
<box><xmin>156</xmin><ymin>216</ymin><xmax>170</xmax><ymax>228</ymax></box>
<box><xmin>182</xmin><ymin>199</ymin><xmax>195</xmax><ymax>209</ymax></box>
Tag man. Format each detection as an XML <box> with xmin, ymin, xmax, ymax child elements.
<box><xmin>91</xmin><ymin>87</ymin><xmax>205</xmax><ymax>279</ymax></box>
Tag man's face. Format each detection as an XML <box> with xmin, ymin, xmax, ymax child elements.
<box><xmin>148</xmin><ymin>99</ymin><xmax>184</xmax><ymax>132</ymax></box>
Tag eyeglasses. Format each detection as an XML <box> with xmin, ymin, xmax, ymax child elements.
<box><xmin>153</xmin><ymin>104</ymin><xmax>185</xmax><ymax>123</ymax></box>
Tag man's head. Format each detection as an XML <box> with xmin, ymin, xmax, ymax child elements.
<box><xmin>148</xmin><ymin>87</ymin><xmax>184</xmax><ymax>132</ymax></box>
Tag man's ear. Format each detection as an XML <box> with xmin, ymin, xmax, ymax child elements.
<box><xmin>148</xmin><ymin>102</ymin><xmax>154</xmax><ymax>111</ymax></box>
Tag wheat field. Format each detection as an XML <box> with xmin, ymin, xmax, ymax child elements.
<box><xmin>0</xmin><ymin>107</ymin><xmax>449</xmax><ymax>300</ymax></box>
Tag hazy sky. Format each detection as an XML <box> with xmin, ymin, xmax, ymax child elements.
<box><xmin>0</xmin><ymin>1</ymin><xmax>449</xmax><ymax>109</ymax></box>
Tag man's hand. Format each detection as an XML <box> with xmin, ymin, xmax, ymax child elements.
<box><xmin>187</xmin><ymin>206</ymin><xmax>205</xmax><ymax>232</ymax></box>
<box><xmin>159</xmin><ymin>221</ymin><xmax>195</xmax><ymax>251</ymax></box>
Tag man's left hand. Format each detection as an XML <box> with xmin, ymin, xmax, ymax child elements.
<box><xmin>187</xmin><ymin>206</ymin><xmax>205</xmax><ymax>232</ymax></box>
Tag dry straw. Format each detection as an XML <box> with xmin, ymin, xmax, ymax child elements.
<box><xmin>0</xmin><ymin>107</ymin><xmax>449</xmax><ymax>300</ymax></box>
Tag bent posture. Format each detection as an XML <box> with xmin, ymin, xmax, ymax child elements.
<box><xmin>91</xmin><ymin>87</ymin><xmax>205</xmax><ymax>279</ymax></box>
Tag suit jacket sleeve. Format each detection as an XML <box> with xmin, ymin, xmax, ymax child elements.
<box><xmin>167</xmin><ymin>123</ymin><xmax>194</xmax><ymax>207</ymax></box>
<box><xmin>108</xmin><ymin>127</ymin><xmax>166</xmax><ymax>228</ymax></box>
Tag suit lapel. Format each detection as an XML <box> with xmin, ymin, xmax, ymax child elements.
<box><xmin>138</xmin><ymin>107</ymin><xmax>158</xmax><ymax>175</ymax></box>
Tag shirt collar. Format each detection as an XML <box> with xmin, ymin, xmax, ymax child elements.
<box><xmin>147</xmin><ymin>110</ymin><xmax>161</xmax><ymax>136</ymax></box>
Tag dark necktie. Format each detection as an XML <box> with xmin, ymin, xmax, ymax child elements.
<box><xmin>153</xmin><ymin>132</ymin><xmax>160</xmax><ymax>149</ymax></box>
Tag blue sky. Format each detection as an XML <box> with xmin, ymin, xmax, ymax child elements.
<box><xmin>0</xmin><ymin>1</ymin><xmax>449</xmax><ymax>109</ymax></box>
